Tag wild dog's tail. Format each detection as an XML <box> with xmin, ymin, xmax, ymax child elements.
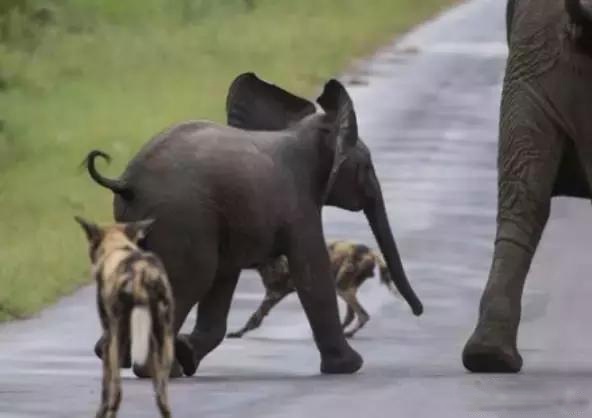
<box><xmin>372</xmin><ymin>250</ymin><xmax>399</xmax><ymax>298</ymax></box>
<box><xmin>83</xmin><ymin>150</ymin><xmax>133</xmax><ymax>199</ymax></box>
<box><xmin>130</xmin><ymin>306</ymin><xmax>152</xmax><ymax>367</ymax></box>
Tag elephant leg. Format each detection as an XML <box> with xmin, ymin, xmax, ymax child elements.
<box><xmin>286</xmin><ymin>215</ymin><xmax>363</xmax><ymax>374</ymax></box>
<box><xmin>176</xmin><ymin>264</ymin><xmax>241</xmax><ymax>377</ymax></box>
<box><xmin>463</xmin><ymin>93</ymin><xmax>565</xmax><ymax>373</ymax></box>
<box><xmin>227</xmin><ymin>289</ymin><xmax>291</xmax><ymax>338</ymax></box>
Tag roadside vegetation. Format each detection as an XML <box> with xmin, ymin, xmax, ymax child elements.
<box><xmin>0</xmin><ymin>0</ymin><xmax>455</xmax><ymax>320</ymax></box>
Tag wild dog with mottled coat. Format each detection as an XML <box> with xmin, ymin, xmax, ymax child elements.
<box><xmin>75</xmin><ymin>217</ymin><xmax>174</xmax><ymax>418</ymax></box>
<box><xmin>228</xmin><ymin>240</ymin><xmax>398</xmax><ymax>339</ymax></box>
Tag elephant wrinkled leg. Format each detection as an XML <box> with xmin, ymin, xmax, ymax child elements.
<box><xmin>463</xmin><ymin>102</ymin><xmax>564</xmax><ymax>373</ymax></box>
<box><xmin>463</xmin><ymin>238</ymin><xmax>531</xmax><ymax>373</ymax></box>
<box><xmin>177</xmin><ymin>266</ymin><xmax>240</xmax><ymax>377</ymax></box>
<box><xmin>287</xmin><ymin>217</ymin><xmax>363</xmax><ymax>374</ymax></box>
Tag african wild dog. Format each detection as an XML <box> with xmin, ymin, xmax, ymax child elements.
<box><xmin>75</xmin><ymin>217</ymin><xmax>174</xmax><ymax>418</ymax></box>
<box><xmin>227</xmin><ymin>240</ymin><xmax>398</xmax><ymax>339</ymax></box>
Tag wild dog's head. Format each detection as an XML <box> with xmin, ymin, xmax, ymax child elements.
<box><xmin>74</xmin><ymin>216</ymin><xmax>154</xmax><ymax>264</ymax></box>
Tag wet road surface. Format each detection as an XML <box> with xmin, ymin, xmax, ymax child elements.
<box><xmin>3</xmin><ymin>0</ymin><xmax>592</xmax><ymax>416</ymax></box>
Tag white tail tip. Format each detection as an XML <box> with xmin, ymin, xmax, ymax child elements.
<box><xmin>130</xmin><ymin>306</ymin><xmax>152</xmax><ymax>367</ymax></box>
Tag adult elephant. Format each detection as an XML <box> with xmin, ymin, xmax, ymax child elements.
<box><xmin>85</xmin><ymin>73</ymin><xmax>423</xmax><ymax>377</ymax></box>
<box><xmin>463</xmin><ymin>0</ymin><xmax>592</xmax><ymax>373</ymax></box>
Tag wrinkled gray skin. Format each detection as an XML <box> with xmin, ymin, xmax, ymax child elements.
<box><xmin>463</xmin><ymin>0</ymin><xmax>592</xmax><ymax>373</ymax></box>
<box><xmin>86</xmin><ymin>73</ymin><xmax>423</xmax><ymax>378</ymax></box>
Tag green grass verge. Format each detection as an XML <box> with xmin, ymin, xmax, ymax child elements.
<box><xmin>0</xmin><ymin>0</ymin><xmax>456</xmax><ymax>320</ymax></box>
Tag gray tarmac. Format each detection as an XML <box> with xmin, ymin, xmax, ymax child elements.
<box><xmin>3</xmin><ymin>0</ymin><xmax>592</xmax><ymax>416</ymax></box>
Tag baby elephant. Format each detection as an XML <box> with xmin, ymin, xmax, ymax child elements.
<box><xmin>228</xmin><ymin>240</ymin><xmax>398</xmax><ymax>339</ymax></box>
<box><xmin>75</xmin><ymin>217</ymin><xmax>174</xmax><ymax>418</ymax></box>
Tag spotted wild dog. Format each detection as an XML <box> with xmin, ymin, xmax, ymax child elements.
<box><xmin>227</xmin><ymin>240</ymin><xmax>398</xmax><ymax>339</ymax></box>
<box><xmin>75</xmin><ymin>217</ymin><xmax>174</xmax><ymax>418</ymax></box>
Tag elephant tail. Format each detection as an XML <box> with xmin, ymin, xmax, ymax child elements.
<box><xmin>372</xmin><ymin>250</ymin><xmax>399</xmax><ymax>299</ymax></box>
<box><xmin>83</xmin><ymin>150</ymin><xmax>133</xmax><ymax>199</ymax></box>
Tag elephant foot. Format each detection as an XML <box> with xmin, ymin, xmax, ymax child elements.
<box><xmin>175</xmin><ymin>335</ymin><xmax>200</xmax><ymax>377</ymax></box>
<box><xmin>320</xmin><ymin>346</ymin><xmax>363</xmax><ymax>374</ymax></box>
<box><xmin>94</xmin><ymin>337</ymin><xmax>131</xmax><ymax>368</ymax></box>
<box><xmin>132</xmin><ymin>360</ymin><xmax>183</xmax><ymax>379</ymax></box>
<box><xmin>463</xmin><ymin>331</ymin><xmax>522</xmax><ymax>373</ymax></box>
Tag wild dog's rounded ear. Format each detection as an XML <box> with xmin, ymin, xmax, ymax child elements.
<box><xmin>316</xmin><ymin>79</ymin><xmax>359</xmax><ymax>202</ymax></box>
<box><xmin>124</xmin><ymin>219</ymin><xmax>155</xmax><ymax>243</ymax></box>
<box><xmin>226</xmin><ymin>72</ymin><xmax>317</xmax><ymax>131</ymax></box>
<box><xmin>74</xmin><ymin>216</ymin><xmax>103</xmax><ymax>244</ymax></box>
<box><xmin>566</xmin><ymin>0</ymin><xmax>592</xmax><ymax>26</ymax></box>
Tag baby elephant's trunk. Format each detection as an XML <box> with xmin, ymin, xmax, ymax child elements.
<box><xmin>130</xmin><ymin>306</ymin><xmax>152</xmax><ymax>368</ymax></box>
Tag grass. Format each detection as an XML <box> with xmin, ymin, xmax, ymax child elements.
<box><xmin>0</xmin><ymin>0</ymin><xmax>456</xmax><ymax>320</ymax></box>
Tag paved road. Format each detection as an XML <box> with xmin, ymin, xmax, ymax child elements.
<box><xmin>2</xmin><ymin>0</ymin><xmax>592</xmax><ymax>416</ymax></box>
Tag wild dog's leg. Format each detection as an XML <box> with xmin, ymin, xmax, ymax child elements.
<box><xmin>150</xmin><ymin>305</ymin><xmax>174</xmax><ymax>418</ymax></box>
<box><xmin>286</xmin><ymin>214</ymin><xmax>362</xmax><ymax>374</ymax></box>
<box><xmin>176</xmin><ymin>265</ymin><xmax>241</xmax><ymax>376</ymax></box>
<box><xmin>341</xmin><ymin>305</ymin><xmax>355</xmax><ymax>329</ymax></box>
<box><xmin>96</xmin><ymin>321</ymin><xmax>122</xmax><ymax>418</ymax></box>
<box><xmin>339</xmin><ymin>289</ymin><xmax>370</xmax><ymax>338</ymax></box>
<box><xmin>227</xmin><ymin>289</ymin><xmax>292</xmax><ymax>338</ymax></box>
<box><xmin>335</xmin><ymin>261</ymin><xmax>356</xmax><ymax>330</ymax></box>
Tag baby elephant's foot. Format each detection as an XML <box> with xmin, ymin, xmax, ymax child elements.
<box><xmin>94</xmin><ymin>337</ymin><xmax>131</xmax><ymax>368</ymax></box>
<box><xmin>132</xmin><ymin>360</ymin><xmax>183</xmax><ymax>379</ymax></box>
<box><xmin>320</xmin><ymin>345</ymin><xmax>363</xmax><ymax>374</ymax></box>
<box><xmin>175</xmin><ymin>335</ymin><xmax>200</xmax><ymax>377</ymax></box>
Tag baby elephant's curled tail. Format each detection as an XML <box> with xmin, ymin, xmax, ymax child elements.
<box><xmin>372</xmin><ymin>251</ymin><xmax>399</xmax><ymax>298</ymax></box>
<box><xmin>130</xmin><ymin>306</ymin><xmax>152</xmax><ymax>368</ymax></box>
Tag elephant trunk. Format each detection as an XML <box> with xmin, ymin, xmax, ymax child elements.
<box><xmin>364</xmin><ymin>189</ymin><xmax>423</xmax><ymax>316</ymax></box>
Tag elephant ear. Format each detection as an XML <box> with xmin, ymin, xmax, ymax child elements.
<box><xmin>226</xmin><ymin>72</ymin><xmax>317</xmax><ymax>131</ymax></box>
<box><xmin>566</xmin><ymin>0</ymin><xmax>592</xmax><ymax>27</ymax></box>
<box><xmin>316</xmin><ymin>79</ymin><xmax>359</xmax><ymax>203</ymax></box>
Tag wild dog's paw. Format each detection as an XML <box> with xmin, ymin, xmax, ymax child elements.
<box><xmin>175</xmin><ymin>334</ymin><xmax>200</xmax><ymax>377</ymax></box>
<box><xmin>320</xmin><ymin>345</ymin><xmax>363</xmax><ymax>374</ymax></box>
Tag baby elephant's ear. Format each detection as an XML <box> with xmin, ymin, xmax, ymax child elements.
<box><xmin>124</xmin><ymin>219</ymin><xmax>155</xmax><ymax>244</ymax></box>
<box><xmin>316</xmin><ymin>79</ymin><xmax>359</xmax><ymax>202</ymax></box>
<box><xmin>226</xmin><ymin>72</ymin><xmax>317</xmax><ymax>131</ymax></box>
<box><xmin>316</xmin><ymin>79</ymin><xmax>358</xmax><ymax>151</ymax></box>
<box><xmin>74</xmin><ymin>216</ymin><xmax>103</xmax><ymax>245</ymax></box>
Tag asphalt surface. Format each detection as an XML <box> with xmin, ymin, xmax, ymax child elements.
<box><xmin>2</xmin><ymin>0</ymin><xmax>592</xmax><ymax>416</ymax></box>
